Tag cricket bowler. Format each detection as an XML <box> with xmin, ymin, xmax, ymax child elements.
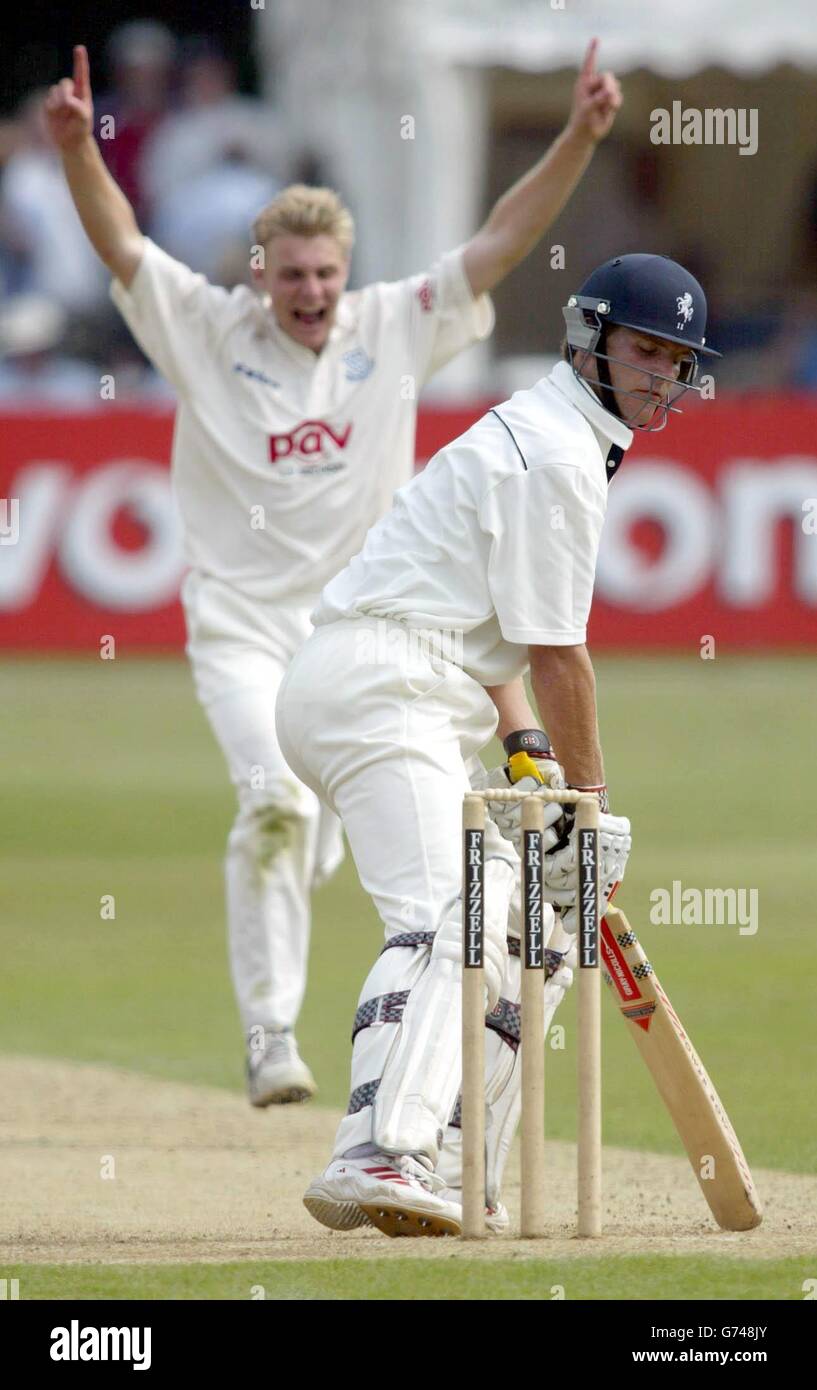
<box><xmin>276</xmin><ymin>252</ymin><xmax>720</xmax><ymax>1234</ymax></box>
<box><xmin>45</xmin><ymin>40</ymin><xmax>620</xmax><ymax>1106</ymax></box>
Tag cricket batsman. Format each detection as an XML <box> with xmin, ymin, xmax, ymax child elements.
<box><xmin>45</xmin><ymin>41</ymin><xmax>620</xmax><ymax>1107</ymax></box>
<box><xmin>276</xmin><ymin>252</ymin><xmax>720</xmax><ymax>1234</ymax></box>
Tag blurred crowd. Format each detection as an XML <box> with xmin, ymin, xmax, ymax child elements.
<box><xmin>0</xmin><ymin>21</ymin><xmax>297</xmax><ymax>407</ymax></box>
<box><xmin>2</xmin><ymin>18</ymin><xmax>817</xmax><ymax>404</ymax></box>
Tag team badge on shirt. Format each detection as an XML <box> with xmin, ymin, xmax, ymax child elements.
<box><xmin>342</xmin><ymin>348</ymin><xmax>374</xmax><ymax>381</ymax></box>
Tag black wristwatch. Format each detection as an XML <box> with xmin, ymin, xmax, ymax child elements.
<box><xmin>503</xmin><ymin>729</ymin><xmax>554</xmax><ymax>760</ymax></box>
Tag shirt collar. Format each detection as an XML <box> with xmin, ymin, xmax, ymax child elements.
<box><xmin>547</xmin><ymin>359</ymin><xmax>633</xmax><ymax>456</ymax></box>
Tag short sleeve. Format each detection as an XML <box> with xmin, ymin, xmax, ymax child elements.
<box><xmin>480</xmin><ymin>463</ymin><xmax>606</xmax><ymax>646</ymax></box>
<box><xmin>388</xmin><ymin>246</ymin><xmax>494</xmax><ymax>387</ymax></box>
<box><xmin>109</xmin><ymin>238</ymin><xmax>234</xmax><ymax>393</ymax></box>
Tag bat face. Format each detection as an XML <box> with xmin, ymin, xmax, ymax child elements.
<box><xmin>602</xmin><ymin>905</ymin><xmax>762</xmax><ymax>1232</ymax></box>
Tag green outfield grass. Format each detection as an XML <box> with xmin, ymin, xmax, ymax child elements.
<box><xmin>7</xmin><ymin>1256</ymin><xmax>816</xmax><ymax>1301</ymax></box>
<box><xmin>1</xmin><ymin>655</ymin><xmax>815</xmax><ymax>1172</ymax></box>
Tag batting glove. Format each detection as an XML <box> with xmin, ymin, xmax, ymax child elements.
<box><xmin>542</xmin><ymin>810</ymin><xmax>632</xmax><ymax>934</ymax></box>
<box><xmin>474</xmin><ymin>730</ymin><xmax>567</xmax><ymax>857</ymax></box>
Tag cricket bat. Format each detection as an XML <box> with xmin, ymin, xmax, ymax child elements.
<box><xmin>601</xmin><ymin>902</ymin><xmax>762</xmax><ymax>1232</ymax></box>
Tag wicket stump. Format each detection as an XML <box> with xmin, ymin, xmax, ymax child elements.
<box><xmin>461</xmin><ymin>788</ymin><xmax>601</xmax><ymax>1239</ymax></box>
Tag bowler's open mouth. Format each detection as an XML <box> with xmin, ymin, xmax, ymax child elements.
<box><xmin>293</xmin><ymin>309</ymin><xmax>326</xmax><ymax>325</ymax></box>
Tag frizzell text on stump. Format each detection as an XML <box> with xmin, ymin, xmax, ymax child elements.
<box><xmin>464</xmin><ymin>829</ymin><xmax>484</xmax><ymax>968</ymax></box>
<box><xmin>579</xmin><ymin>828</ymin><xmax>599</xmax><ymax>968</ymax></box>
<box><xmin>524</xmin><ymin>829</ymin><xmax>544</xmax><ymax>969</ymax></box>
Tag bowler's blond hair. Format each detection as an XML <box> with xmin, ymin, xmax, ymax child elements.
<box><xmin>253</xmin><ymin>185</ymin><xmax>355</xmax><ymax>257</ymax></box>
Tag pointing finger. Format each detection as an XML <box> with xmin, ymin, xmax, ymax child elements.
<box><xmin>73</xmin><ymin>44</ymin><xmax>90</xmax><ymax>99</ymax></box>
<box><xmin>580</xmin><ymin>37</ymin><xmax>599</xmax><ymax>78</ymax></box>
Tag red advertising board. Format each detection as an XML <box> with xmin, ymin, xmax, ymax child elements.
<box><xmin>1</xmin><ymin>398</ymin><xmax>816</xmax><ymax>650</ymax></box>
<box><xmin>0</xmin><ymin>411</ymin><xmax>181</xmax><ymax>649</ymax></box>
<box><xmin>587</xmin><ymin>396</ymin><xmax>817</xmax><ymax>648</ymax></box>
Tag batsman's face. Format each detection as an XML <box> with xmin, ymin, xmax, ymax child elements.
<box><xmin>255</xmin><ymin>235</ymin><xmax>350</xmax><ymax>353</ymax></box>
<box><xmin>603</xmin><ymin>327</ymin><xmax>693</xmax><ymax>427</ymax></box>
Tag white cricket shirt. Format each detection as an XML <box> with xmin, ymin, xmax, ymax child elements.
<box><xmin>110</xmin><ymin>238</ymin><xmax>493</xmax><ymax>601</ymax></box>
<box><xmin>314</xmin><ymin>361</ymin><xmax>633</xmax><ymax>685</ymax></box>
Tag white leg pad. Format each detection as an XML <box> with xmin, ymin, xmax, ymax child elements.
<box><xmin>332</xmin><ymin>936</ymin><xmax>431</xmax><ymax>1159</ymax></box>
<box><xmin>437</xmin><ymin>907</ymin><xmax>577</xmax><ymax>1208</ymax></box>
<box><xmin>372</xmin><ymin>857</ymin><xmax>515</xmax><ymax>1163</ymax></box>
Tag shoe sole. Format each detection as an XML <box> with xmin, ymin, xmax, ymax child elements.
<box><xmin>359</xmin><ymin>1203</ymin><xmax>461</xmax><ymax>1238</ymax></box>
<box><xmin>250</xmin><ymin>1083</ymin><xmax>316</xmax><ymax>1107</ymax></box>
<box><xmin>303</xmin><ymin>1195</ymin><xmax>373</xmax><ymax>1231</ymax></box>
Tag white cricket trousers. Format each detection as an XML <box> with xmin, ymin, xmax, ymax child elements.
<box><xmin>276</xmin><ymin>616</ymin><xmax>517</xmax><ymax>1161</ymax></box>
<box><xmin>182</xmin><ymin>571</ymin><xmax>344</xmax><ymax>1036</ymax></box>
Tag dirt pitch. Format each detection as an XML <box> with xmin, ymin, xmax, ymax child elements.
<box><xmin>1</xmin><ymin>1057</ymin><xmax>814</xmax><ymax>1266</ymax></box>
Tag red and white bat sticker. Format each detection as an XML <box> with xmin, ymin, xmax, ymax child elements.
<box><xmin>621</xmin><ymin>1000</ymin><xmax>656</xmax><ymax>1030</ymax></box>
<box><xmin>601</xmin><ymin>917</ymin><xmax>652</xmax><ymax>1027</ymax></box>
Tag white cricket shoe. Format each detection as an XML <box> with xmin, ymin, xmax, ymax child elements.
<box><xmin>304</xmin><ymin>1153</ymin><xmax>462</xmax><ymax>1238</ymax></box>
<box><xmin>247</xmin><ymin>1030</ymin><xmax>317</xmax><ymax>1107</ymax></box>
<box><xmin>301</xmin><ymin>1175</ymin><xmax>373</xmax><ymax>1233</ymax></box>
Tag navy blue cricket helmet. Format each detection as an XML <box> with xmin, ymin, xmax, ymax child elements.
<box><xmin>573</xmin><ymin>254</ymin><xmax>719</xmax><ymax>356</ymax></box>
<box><xmin>562</xmin><ymin>254</ymin><xmax>720</xmax><ymax>432</ymax></box>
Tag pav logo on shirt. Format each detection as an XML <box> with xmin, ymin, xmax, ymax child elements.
<box><xmin>269</xmin><ymin>420</ymin><xmax>353</xmax><ymax>468</ymax></box>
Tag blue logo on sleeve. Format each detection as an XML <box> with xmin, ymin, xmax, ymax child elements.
<box><xmin>342</xmin><ymin>348</ymin><xmax>374</xmax><ymax>381</ymax></box>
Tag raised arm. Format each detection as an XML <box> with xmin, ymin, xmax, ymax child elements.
<box><xmin>44</xmin><ymin>45</ymin><xmax>144</xmax><ymax>287</ymax></box>
<box><xmin>462</xmin><ymin>39</ymin><xmax>621</xmax><ymax>298</ymax></box>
